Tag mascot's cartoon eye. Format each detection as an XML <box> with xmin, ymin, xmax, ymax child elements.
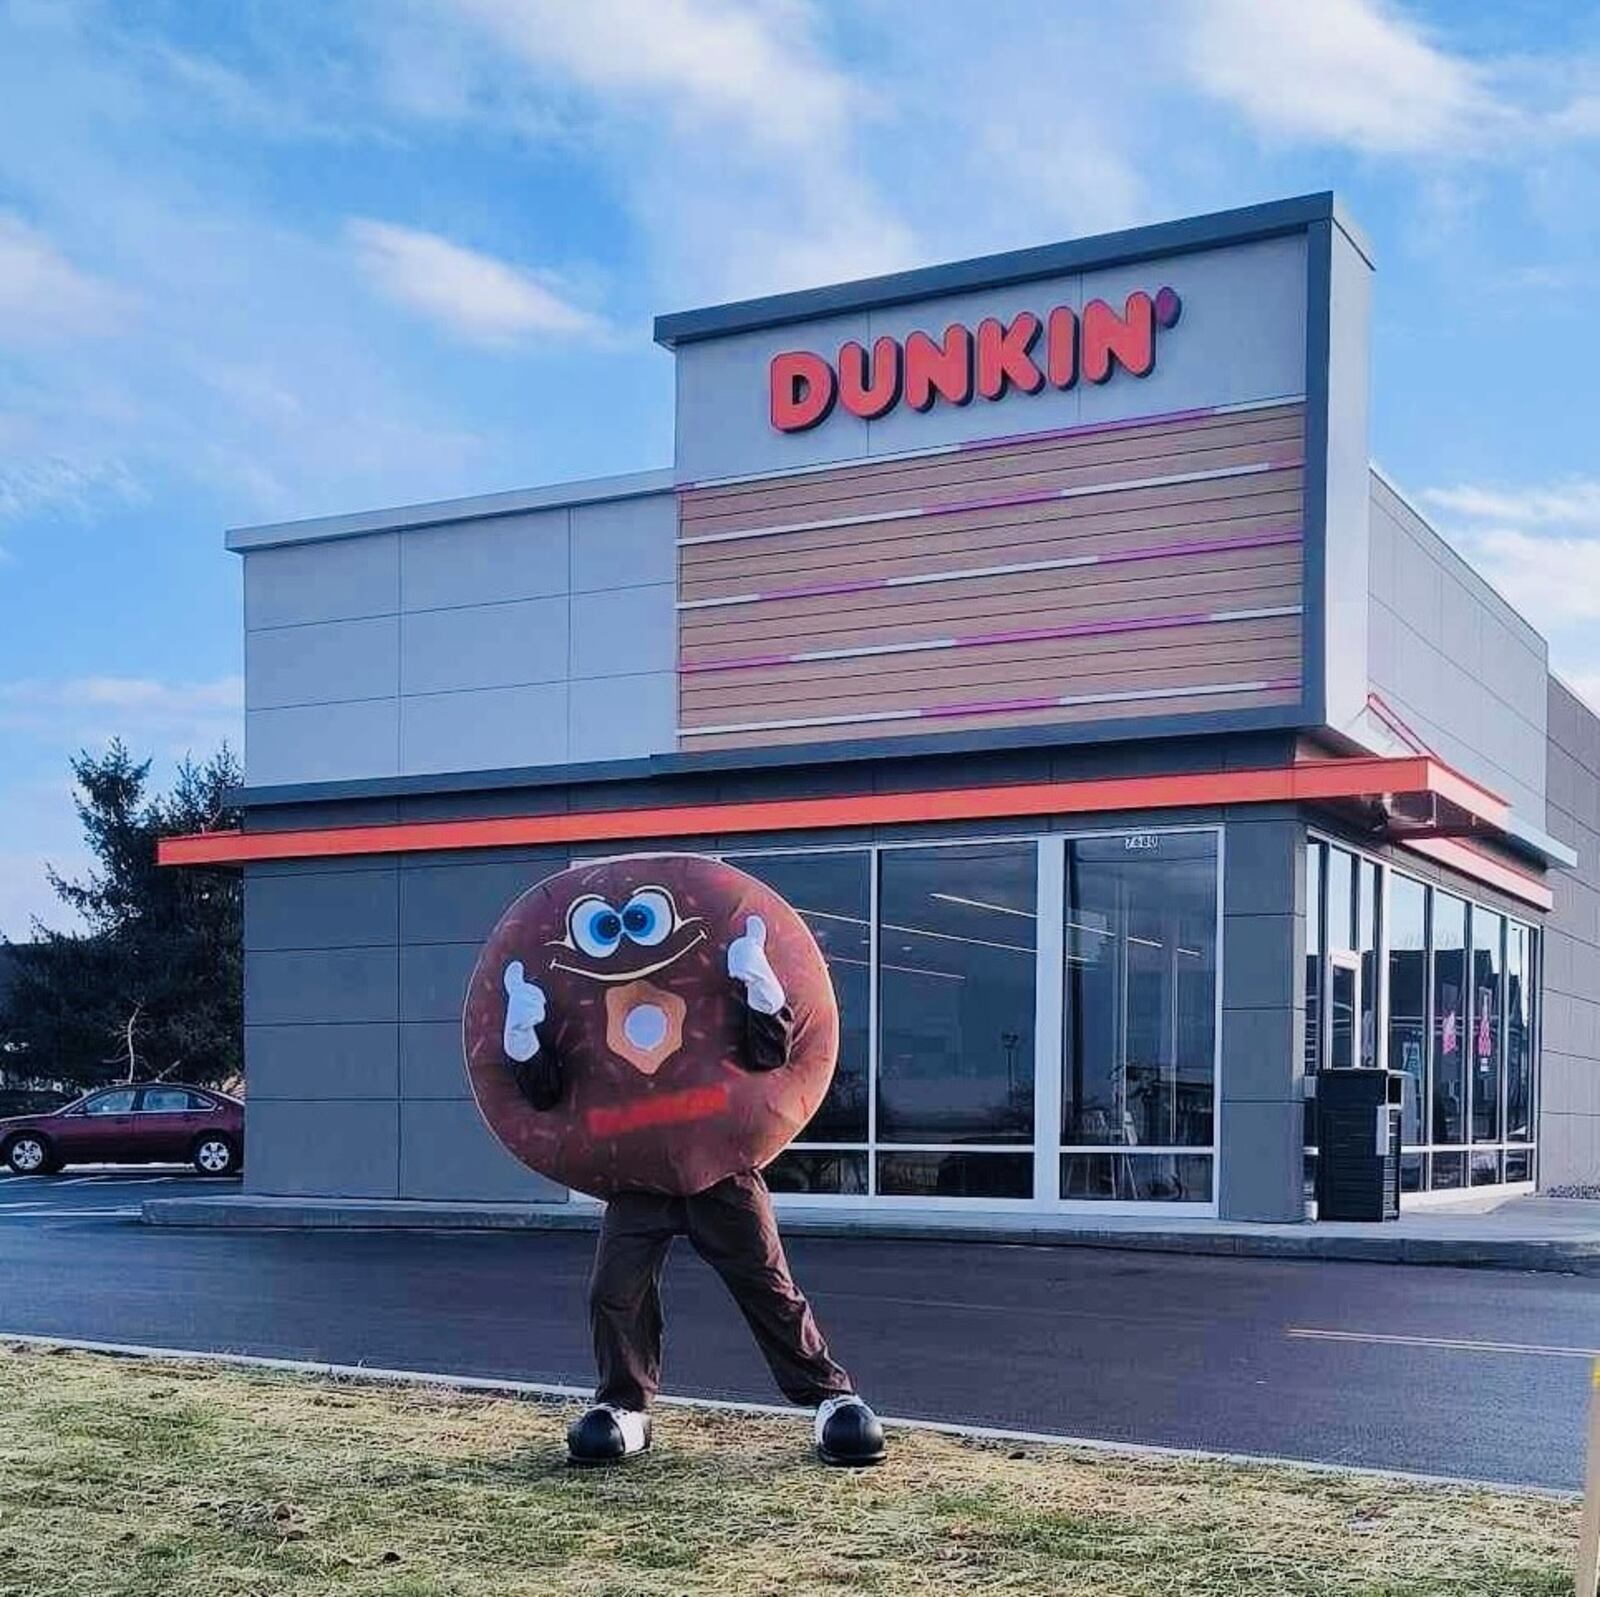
<box><xmin>569</xmin><ymin>897</ymin><xmax>625</xmax><ymax>958</ymax></box>
<box><xmin>620</xmin><ymin>888</ymin><xmax>675</xmax><ymax>947</ymax></box>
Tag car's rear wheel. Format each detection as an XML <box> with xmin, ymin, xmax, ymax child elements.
<box><xmin>4</xmin><ymin>1134</ymin><xmax>56</xmax><ymax>1175</ymax></box>
<box><xmin>192</xmin><ymin>1134</ymin><xmax>238</xmax><ymax>1176</ymax></box>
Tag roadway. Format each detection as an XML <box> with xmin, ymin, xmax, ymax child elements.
<box><xmin>1</xmin><ymin>1170</ymin><xmax>1594</xmax><ymax>1489</ymax></box>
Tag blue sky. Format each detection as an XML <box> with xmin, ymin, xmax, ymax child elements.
<box><xmin>2</xmin><ymin>0</ymin><xmax>1599</xmax><ymax>935</ymax></box>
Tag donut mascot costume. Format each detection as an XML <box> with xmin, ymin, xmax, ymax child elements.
<box><xmin>463</xmin><ymin>854</ymin><xmax>885</xmax><ymax>1468</ymax></box>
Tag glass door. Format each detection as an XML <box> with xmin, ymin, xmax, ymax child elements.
<box><xmin>1059</xmin><ymin>829</ymin><xmax>1219</xmax><ymax>1208</ymax></box>
<box><xmin>1328</xmin><ymin>950</ymin><xmax>1361</xmax><ymax>1071</ymax></box>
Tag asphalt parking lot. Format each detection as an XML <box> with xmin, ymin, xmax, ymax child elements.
<box><xmin>0</xmin><ymin>1168</ymin><xmax>243</xmax><ymax>1220</ymax></box>
<box><xmin>2</xmin><ymin>1169</ymin><xmax>1598</xmax><ymax>1489</ymax></box>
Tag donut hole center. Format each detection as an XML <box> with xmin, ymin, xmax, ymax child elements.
<box><xmin>623</xmin><ymin>1003</ymin><xmax>669</xmax><ymax>1052</ymax></box>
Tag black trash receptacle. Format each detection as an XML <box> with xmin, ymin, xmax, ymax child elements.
<box><xmin>1316</xmin><ymin>1069</ymin><xmax>1404</xmax><ymax>1221</ymax></box>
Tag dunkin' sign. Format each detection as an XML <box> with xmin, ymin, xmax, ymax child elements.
<box><xmin>769</xmin><ymin>286</ymin><xmax>1183</xmax><ymax>433</ymax></box>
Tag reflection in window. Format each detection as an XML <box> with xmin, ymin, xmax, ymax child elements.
<box><xmin>1358</xmin><ymin>859</ymin><xmax>1380</xmax><ymax>1067</ymax></box>
<box><xmin>142</xmin><ymin>1089</ymin><xmax>193</xmax><ymax>1113</ymax></box>
<box><xmin>1060</xmin><ymin>1153</ymin><xmax>1213</xmax><ymax>1204</ymax></box>
<box><xmin>1471</xmin><ymin>908</ymin><xmax>1503</xmax><ymax>1144</ymax></box>
<box><xmin>1304</xmin><ymin>842</ymin><xmax>1323</xmax><ymax>1083</ymax></box>
<box><xmin>876</xmin><ymin>1151</ymin><xmax>1032</xmax><ymax>1199</ymax></box>
<box><xmin>728</xmin><ymin>850</ymin><xmax>871</xmax><ymax>1145</ymax></box>
<box><xmin>85</xmin><ymin>1090</ymin><xmax>136</xmax><ymax>1116</ymax></box>
<box><xmin>1506</xmin><ymin>924</ymin><xmax>1533</xmax><ymax>1143</ymax></box>
<box><xmin>1062</xmin><ymin>831</ymin><xmax>1217</xmax><ymax>1168</ymax></box>
<box><xmin>765</xmin><ymin>1150</ymin><xmax>868</xmax><ymax>1196</ymax></box>
<box><xmin>1327</xmin><ymin>847</ymin><xmax>1355</xmax><ymax>952</ymax></box>
<box><xmin>877</xmin><ymin>843</ymin><xmax>1037</xmax><ymax>1147</ymax></box>
<box><xmin>1431</xmin><ymin>893</ymin><xmax>1467</xmax><ymax>1145</ymax></box>
<box><xmin>1388</xmin><ymin>875</ymin><xmax>1427</xmax><ymax>1149</ymax></box>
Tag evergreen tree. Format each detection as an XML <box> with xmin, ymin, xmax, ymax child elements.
<box><xmin>0</xmin><ymin>742</ymin><xmax>242</xmax><ymax>1091</ymax></box>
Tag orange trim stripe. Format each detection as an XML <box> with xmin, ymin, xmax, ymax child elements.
<box><xmin>158</xmin><ymin>756</ymin><xmax>1522</xmax><ymax>880</ymax></box>
<box><xmin>1400</xmin><ymin>836</ymin><xmax>1553</xmax><ymax>912</ymax></box>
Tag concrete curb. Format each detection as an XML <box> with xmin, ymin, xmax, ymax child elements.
<box><xmin>140</xmin><ymin>1195</ymin><xmax>1600</xmax><ymax>1273</ymax></box>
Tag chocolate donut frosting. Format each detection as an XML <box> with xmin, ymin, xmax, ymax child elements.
<box><xmin>462</xmin><ymin>854</ymin><xmax>839</xmax><ymax>1198</ymax></box>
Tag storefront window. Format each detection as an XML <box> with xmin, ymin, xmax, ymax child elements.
<box><xmin>1431</xmin><ymin>892</ymin><xmax>1467</xmax><ymax>1146</ymax></box>
<box><xmin>1388</xmin><ymin>874</ymin><xmax>1428</xmax><ymax>1185</ymax></box>
<box><xmin>1471</xmin><ymin>908</ymin><xmax>1504</xmax><ymax>1148</ymax></box>
<box><xmin>877</xmin><ymin>842</ymin><xmax>1037</xmax><ymax>1147</ymax></box>
<box><xmin>1061</xmin><ymin>830</ymin><xmax>1217</xmax><ymax>1202</ymax></box>
<box><xmin>1358</xmin><ymin>859</ymin><xmax>1380</xmax><ymax>1067</ymax></box>
<box><xmin>877</xmin><ymin>1151</ymin><xmax>1032</xmax><ymax>1199</ymax></box>
<box><xmin>1304</xmin><ymin>842</ymin><xmax>1323</xmax><ymax>1080</ymax></box>
<box><xmin>1506</xmin><ymin>923</ymin><xmax>1533</xmax><ymax>1144</ymax></box>
<box><xmin>1327</xmin><ymin>847</ymin><xmax>1355</xmax><ymax>952</ymax></box>
<box><xmin>1305</xmin><ymin>841</ymin><xmax>1539</xmax><ymax>1204</ymax></box>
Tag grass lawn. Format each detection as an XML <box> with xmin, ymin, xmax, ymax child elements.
<box><xmin>0</xmin><ymin>1344</ymin><xmax>1579</xmax><ymax>1596</ymax></box>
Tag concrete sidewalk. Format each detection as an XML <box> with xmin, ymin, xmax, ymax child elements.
<box><xmin>142</xmin><ymin>1190</ymin><xmax>1600</xmax><ymax>1273</ymax></box>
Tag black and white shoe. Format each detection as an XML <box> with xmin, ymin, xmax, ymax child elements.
<box><xmin>567</xmin><ymin>1404</ymin><xmax>652</xmax><ymax>1467</ymax></box>
<box><xmin>814</xmin><ymin>1394</ymin><xmax>885</xmax><ymax>1467</ymax></box>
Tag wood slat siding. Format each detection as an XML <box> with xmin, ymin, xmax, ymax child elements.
<box><xmin>677</xmin><ymin>403</ymin><xmax>1306</xmax><ymax>751</ymax></box>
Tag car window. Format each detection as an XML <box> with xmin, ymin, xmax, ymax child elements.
<box><xmin>141</xmin><ymin>1089</ymin><xmax>193</xmax><ymax>1113</ymax></box>
<box><xmin>84</xmin><ymin>1090</ymin><xmax>137</xmax><ymax>1116</ymax></box>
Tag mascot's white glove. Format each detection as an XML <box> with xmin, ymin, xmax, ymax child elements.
<box><xmin>502</xmin><ymin>960</ymin><xmax>547</xmax><ymax>1062</ymax></box>
<box><xmin>726</xmin><ymin>914</ymin><xmax>787</xmax><ymax>1016</ymax></box>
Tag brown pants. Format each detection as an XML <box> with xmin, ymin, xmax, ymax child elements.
<box><xmin>590</xmin><ymin>1168</ymin><xmax>853</xmax><ymax>1411</ymax></box>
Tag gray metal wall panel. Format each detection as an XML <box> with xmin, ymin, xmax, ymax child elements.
<box><xmin>398</xmin><ymin>941</ymin><xmax>481</xmax><ymax>1025</ymax></box>
<box><xmin>569</xmin><ymin>672</ymin><xmax>678</xmax><ymax>764</ymax></box>
<box><xmin>570</xmin><ymin>584</ymin><xmax>676</xmax><ymax>678</ymax></box>
<box><xmin>247</xmin><ymin>1022</ymin><xmax>399</xmax><ymax>1100</ymax></box>
<box><xmin>571</xmin><ymin>493</ymin><xmax>676</xmax><ymax>592</ymax></box>
<box><xmin>1217</xmin><ymin>814</ymin><xmax>1305</xmax><ymax>1220</ymax></box>
<box><xmin>398</xmin><ymin>855</ymin><xmax>564</xmax><ymax>946</ymax></box>
<box><xmin>246</xmin><ymin>947</ymin><xmax>399</xmax><ymax>1026</ymax></box>
<box><xmin>400</xmin><ymin>1021</ymin><xmax>469</xmax><ymax>1099</ymax></box>
<box><xmin>246</xmin><ymin>868</ymin><xmax>399</xmax><ymax>952</ymax></box>
<box><xmin>1217</xmin><ymin>1100</ymin><xmax>1304</xmax><ymax>1222</ymax></box>
<box><xmin>246</xmin><ymin>616</ymin><xmax>400</xmax><ymax>711</ymax></box>
<box><xmin>1367</xmin><ymin>475</ymin><xmax>1547</xmax><ymax>820</ymax></box>
<box><xmin>240</xmin><ymin>492</ymin><xmax>680</xmax><ymax>789</ymax></box>
<box><xmin>399</xmin><ymin>509</ymin><xmax>570</xmax><ymax>611</ymax></box>
<box><xmin>399</xmin><ymin>1099</ymin><xmax>567</xmax><ymax>1202</ymax></box>
<box><xmin>1320</xmin><ymin>223</ymin><xmax>1373</xmax><ymax>731</ymax></box>
<box><xmin>673</xmin><ymin>237</ymin><xmax>1307</xmax><ymax>483</ymax></box>
<box><xmin>399</xmin><ymin>597</ymin><xmax>569</xmax><ymax>696</ymax></box>
<box><xmin>247</xmin><ymin>699</ymin><xmax>400</xmax><ymax>786</ymax></box>
<box><xmin>399</xmin><ymin>682</ymin><xmax>569</xmax><ymax>776</ymax></box>
<box><xmin>245</xmin><ymin>1099</ymin><xmax>400</xmax><ymax>1198</ymax></box>
<box><xmin>245</xmin><ymin>532</ymin><xmax>400</xmax><ymax>630</ymax></box>
<box><xmin>1543</xmin><ymin>676</ymin><xmax>1600</xmax><ymax>1188</ymax></box>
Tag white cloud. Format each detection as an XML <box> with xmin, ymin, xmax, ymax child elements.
<box><xmin>0</xmin><ymin>212</ymin><xmax>127</xmax><ymax>342</ymax></box>
<box><xmin>1564</xmin><ymin>672</ymin><xmax>1600</xmax><ymax>718</ymax></box>
<box><xmin>0</xmin><ymin>675</ymin><xmax>243</xmax><ymax>759</ymax></box>
<box><xmin>1443</xmin><ymin>528</ymin><xmax>1600</xmax><ymax>629</ymax></box>
<box><xmin>408</xmin><ymin>0</ymin><xmax>918</xmax><ymax>301</ymax></box>
<box><xmin>349</xmin><ymin>218</ymin><xmax>611</xmax><ymax>347</ymax></box>
<box><xmin>1422</xmin><ymin>479</ymin><xmax>1600</xmax><ymax>532</ymax></box>
<box><xmin>445</xmin><ymin>0</ymin><xmax>856</xmax><ymax>151</ymax></box>
<box><xmin>1423</xmin><ymin>473</ymin><xmax>1600</xmax><ymax>704</ymax></box>
<box><xmin>1181</xmin><ymin>0</ymin><xmax>1506</xmax><ymax>155</ymax></box>
<box><xmin>0</xmin><ymin>450</ymin><xmax>142</xmax><ymax>525</ymax></box>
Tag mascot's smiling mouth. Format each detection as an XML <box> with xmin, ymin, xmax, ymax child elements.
<box><xmin>548</xmin><ymin>925</ymin><xmax>707</xmax><ymax>983</ymax></box>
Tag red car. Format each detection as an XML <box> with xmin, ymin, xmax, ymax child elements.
<box><xmin>0</xmin><ymin>1083</ymin><xmax>243</xmax><ymax>1177</ymax></box>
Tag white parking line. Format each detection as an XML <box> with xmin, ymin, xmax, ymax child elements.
<box><xmin>1289</xmin><ymin>1328</ymin><xmax>1600</xmax><ymax>1360</ymax></box>
<box><xmin>0</xmin><ymin>1331</ymin><xmax>1575</xmax><ymax>1498</ymax></box>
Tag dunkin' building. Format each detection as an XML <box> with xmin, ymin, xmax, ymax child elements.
<box><xmin>164</xmin><ymin>194</ymin><xmax>1600</xmax><ymax>1221</ymax></box>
